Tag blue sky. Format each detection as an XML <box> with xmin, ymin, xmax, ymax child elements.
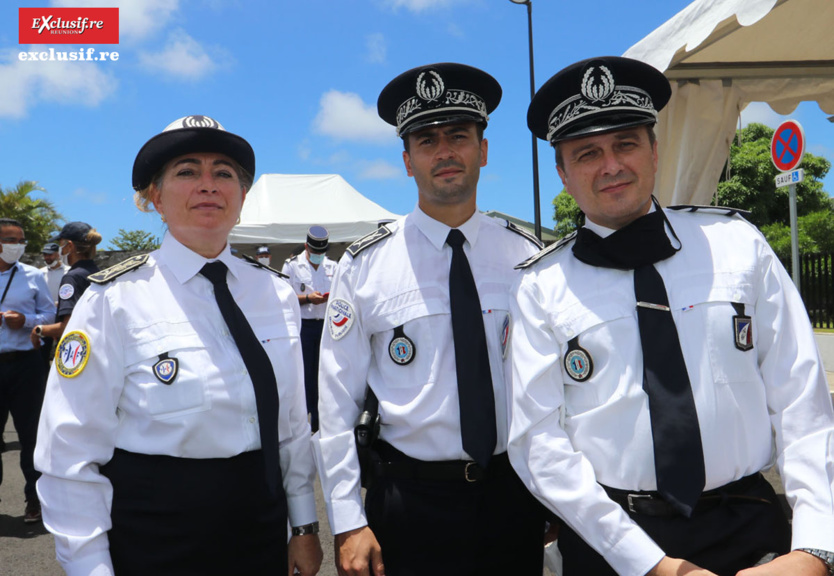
<box><xmin>2</xmin><ymin>0</ymin><xmax>832</xmax><ymax>247</ymax></box>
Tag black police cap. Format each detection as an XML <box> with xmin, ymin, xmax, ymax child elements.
<box><xmin>378</xmin><ymin>62</ymin><xmax>502</xmax><ymax>138</ymax></box>
<box><xmin>307</xmin><ymin>225</ymin><xmax>329</xmax><ymax>252</ymax></box>
<box><xmin>132</xmin><ymin>115</ymin><xmax>255</xmax><ymax>191</ymax></box>
<box><xmin>528</xmin><ymin>56</ymin><xmax>671</xmax><ymax>144</ymax></box>
<box><xmin>50</xmin><ymin>221</ymin><xmax>92</xmax><ymax>243</ymax></box>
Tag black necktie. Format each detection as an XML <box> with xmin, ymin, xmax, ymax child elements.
<box><xmin>200</xmin><ymin>261</ymin><xmax>282</xmax><ymax>496</ymax></box>
<box><xmin>634</xmin><ymin>263</ymin><xmax>705</xmax><ymax>517</ymax></box>
<box><xmin>446</xmin><ymin>229</ymin><xmax>496</xmax><ymax>468</ymax></box>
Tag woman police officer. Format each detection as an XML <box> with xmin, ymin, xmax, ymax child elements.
<box><xmin>34</xmin><ymin>115</ymin><xmax>322</xmax><ymax>576</ymax></box>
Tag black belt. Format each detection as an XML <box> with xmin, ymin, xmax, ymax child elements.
<box><xmin>301</xmin><ymin>318</ymin><xmax>325</xmax><ymax>323</ymax></box>
<box><xmin>603</xmin><ymin>473</ymin><xmax>770</xmax><ymax>517</ymax></box>
<box><xmin>371</xmin><ymin>441</ymin><xmax>511</xmax><ymax>483</ymax></box>
<box><xmin>0</xmin><ymin>349</ymin><xmax>37</xmax><ymax>364</ymax></box>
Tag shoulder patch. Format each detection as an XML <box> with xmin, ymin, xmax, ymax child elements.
<box><xmin>347</xmin><ymin>225</ymin><xmax>392</xmax><ymax>257</ymax></box>
<box><xmin>506</xmin><ymin>221</ymin><xmax>544</xmax><ymax>249</ymax></box>
<box><xmin>667</xmin><ymin>204</ymin><xmax>751</xmax><ymax>220</ymax></box>
<box><xmin>515</xmin><ymin>231</ymin><xmax>577</xmax><ymax>270</ymax></box>
<box><xmin>242</xmin><ymin>253</ymin><xmax>289</xmax><ymax>279</ymax></box>
<box><xmin>88</xmin><ymin>254</ymin><xmax>149</xmax><ymax>285</ymax></box>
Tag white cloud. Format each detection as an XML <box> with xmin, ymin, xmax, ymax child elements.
<box><xmin>51</xmin><ymin>0</ymin><xmax>179</xmax><ymax>42</ymax></box>
<box><xmin>740</xmin><ymin>102</ymin><xmax>785</xmax><ymax>129</ymax></box>
<box><xmin>138</xmin><ymin>28</ymin><xmax>228</xmax><ymax>81</ymax></box>
<box><xmin>0</xmin><ymin>48</ymin><xmax>117</xmax><ymax>118</ymax></box>
<box><xmin>366</xmin><ymin>33</ymin><xmax>387</xmax><ymax>64</ymax></box>
<box><xmin>358</xmin><ymin>159</ymin><xmax>403</xmax><ymax>180</ymax></box>
<box><xmin>313</xmin><ymin>90</ymin><xmax>396</xmax><ymax>144</ymax></box>
<box><xmin>381</xmin><ymin>0</ymin><xmax>456</xmax><ymax>12</ymax></box>
<box><xmin>72</xmin><ymin>187</ymin><xmax>108</xmax><ymax>204</ymax></box>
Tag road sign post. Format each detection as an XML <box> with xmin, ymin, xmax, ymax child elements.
<box><xmin>771</xmin><ymin>120</ymin><xmax>806</xmax><ymax>289</ymax></box>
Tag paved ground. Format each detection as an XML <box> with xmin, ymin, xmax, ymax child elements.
<box><xmin>2</xmin><ymin>373</ymin><xmax>832</xmax><ymax>576</ymax></box>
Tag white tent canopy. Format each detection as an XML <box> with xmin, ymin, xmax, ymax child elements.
<box><xmin>624</xmin><ymin>0</ymin><xmax>834</xmax><ymax>205</ymax></box>
<box><xmin>229</xmin><ymin>173</ymin><xmax>400</xmax><ymax>246</ymax></box>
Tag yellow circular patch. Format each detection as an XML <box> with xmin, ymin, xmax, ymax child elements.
<box><xmin>55</xmin><ymin>330</ymin><xmax>91</xmax><ymax>378</ymax></box>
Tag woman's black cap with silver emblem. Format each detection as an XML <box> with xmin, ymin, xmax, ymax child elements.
<box><xmin>378</xmin><ymin>62</ymin><xmax>502</xmax><ymax>138</ymax></box>
<box><xmin>528</xmin><ymin>56</ymin><xmax>671</xmax><ymax>144</ymax></box>
<box><xmin>132</xmin><ymin>115</ymin><xmax>255</xmax><ymax>191</ymax></box>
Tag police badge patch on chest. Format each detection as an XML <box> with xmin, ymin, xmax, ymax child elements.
<box><xmin>732</xmin><ymin>302</ymin><xmax>753</xmax><ymax>351</ymax></box>
<box><xmin>564</xmin><ymin>336</ymin><xmax>594</xmax><ymax>382</ymax></box>
<box><xmin>153</xmin><ymin>353</ymin><xmax>179</xmax><ymax>384</ymax></box>
<box><xmin>388</xmin><ymin>325</ymin><xmax>415</xmax><ymax>365</ymax></box>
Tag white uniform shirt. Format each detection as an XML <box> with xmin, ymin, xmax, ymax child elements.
<box><xmin>281</xmin><ymin>253</ymin><xmax>336</xmax><ymax>320</ymax></box>
<box><xmin>507</xmin><ymin>209</ymin><xmax>834</xmax><ymax>576</ymax></box>
<box><xmin>315</xmin><ymin>207</ymin><xmax>540</xmax><ymax>534</ymax></box>
<box><xmin>40</xmin><ymin>263</ymin><xmax>70</xmax><ymax>304</ymax></box>
<box><xmin>35</xmin><ymin>233</ymin><xmax>317</xmax><ymax>576</ymax></box>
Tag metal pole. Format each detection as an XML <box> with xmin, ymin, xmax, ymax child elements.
<box><xmin>525</xmin><ymin>2</ymin><xmax>542</xmax><ymax>241</ymax></box>
<box><xmin>789</xmin><ymin>182</ymin><xmax>800</xmax><ymax>289</ymax></box>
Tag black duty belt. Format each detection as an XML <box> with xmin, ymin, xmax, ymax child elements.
<box><xmin>603</xmin><ymin>472</ymin><xmax>771</xmax><ymax>517</ymax></box>
<box><xmin>0</xmin><ymin>349</ymin><xmax>37</xmax><ymax>364</ymax></box>
<box><xmin>371</xmin><ymin>441</ymin><xmax>511</xmax><ymax>483</ymax></box>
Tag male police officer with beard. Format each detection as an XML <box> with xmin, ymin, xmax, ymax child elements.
<box><xmin>315</xmin><ymin>63</ymin><xmax>545</xmax><ymax>576</ymax></box>
<box><xmin>507</xmin><ymin>56</ymin><xmax>834</xmax><ymax>576</ymax></box>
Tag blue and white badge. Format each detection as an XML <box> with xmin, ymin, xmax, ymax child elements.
<box><xmin>564</xmin><ymin>336</ymin><xmax>593</xmax><ymax>382</ymax></box>
<box><xmin>59</xmin><ymin>283</ymin><xmax>74</xmax><ymax>300</ymax></box>
<box><xmin>388</xmin><ymin>325</ymin><xmax>415</xmax><ymax>365</ymax></box>
<box><xmin>327</xmin><ymin>298</ymin><xmax>355</xmax><ymax>340</ymax></box>
<box><xmin>55</xmin><ymin>330</ymin><xmax>91</xmax><ymax>378</ymax></box>
<box><xmin>732</xmin><ymin>302</ymin><xmax>753</xmax><ymax>352</ymax></box>
<box><xmin>153</xmin><ymin>353</ymin><xmax>179</xmax><ymax>385</ymax></box>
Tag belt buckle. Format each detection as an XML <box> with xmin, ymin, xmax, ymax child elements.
<box><xmin>627</xmin><ymin>494</ymin><xmax>651</xmax><ymax>513</ymax></box>
<box><xmin>464</xmin><ymin>462</ymin><xmax>479</xmax><ymax>483</ymax></box>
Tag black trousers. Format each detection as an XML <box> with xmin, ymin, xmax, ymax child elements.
<box><xmin>100</xmin><ymin>449</ymin><xmax>288</xmax><ymax>576</ymax></box>
<box><xmin>365</xmin><ymin>443</ymin><xmax>546</xmax><ymax>576</ymax></box>
<box><xmin>0</xmin><ymin>349</ymin><xmax>45</xmax><ymax>501</ymax></box>
<box><xmin>559</xmin><ymin>473</ymin><xmax>791</xmax><ymax>576</ymax></box>
<box><xmin>301</xmin><ymin>318</ymin><xmax>324</xmax><ymax>432</ymax></box>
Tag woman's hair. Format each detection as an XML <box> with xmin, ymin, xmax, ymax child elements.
<box><xmin>72</xmin><ymin>229</ymin><xmax>102</xmax><ymax>259</ymax></box>
<box><xmin>134</xmin><ymin>157</ymin><xmax>253</xmax><ymax>213</ymax></box>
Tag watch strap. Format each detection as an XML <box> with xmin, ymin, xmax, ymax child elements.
<box><xmin>291</xmin><ymin>521</ymin><xmax>319</xmax><ymax>536</ymax></box>
<box><xmin>799</xmin><ymin>548</ymin><xmax>834</xmax><ymax>575</ymax></box>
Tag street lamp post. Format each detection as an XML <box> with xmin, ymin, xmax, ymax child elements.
<box><xmin>509</xmin><ymin>0</ymin><xmax>542</xmax><ymax>241</ymax></box>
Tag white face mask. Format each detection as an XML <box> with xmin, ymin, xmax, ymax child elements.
<box><xmin>60</xmin><ymin>245</ymin><xmax>71</xmax><ymax>267</ymax></box>
<box><xmin>309</xmin><ymin>252</ymin><xmax>325</xmax><ymax>265</ymax></box>
<box><xmin>48</xmin><ymin>258</ymin><xmax>62</xmax><ymax>269</ymax></box>
<box><xmin>0</xmin><ymin>243</ymin><xmax>25</xmax><ymax>265</ymax></box>
<box><xmin>257</xmin><ymin>257</ymin><xmax>271</xmax><ymax>266</ymax></box>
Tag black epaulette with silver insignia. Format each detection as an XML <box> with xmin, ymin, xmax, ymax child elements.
<box><xmin>347</xmin><ymin>225</ymin><xmax>392</xmax><ymax>257</ymax></box>
<box><xmin>515</xmin><ymin>231</ymin><xmax>577</xmax><ymax>270</ymax></box>
<box><xmin>88</xmin><ymin>254</ymin><xmax>150</xmax><ymax>285</ymax></box>
<box><xmin>506</xmin><ymin>221</ymin><xmax>544</xmax><ymax>249</ymax></box>
<box><xmin>668</xmin><ymin>204</ymin><xmax>751</xmax><ymax>220</ymax></box>
<box><xmin>242</xmin><ymin>253</ymin><xmax>289</xmax><ymax>279</ymax></box>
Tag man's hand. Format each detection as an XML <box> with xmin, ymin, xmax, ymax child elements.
<box><xmin>3</xmin><ymin>310</ymin><xmax>25</xmax><ymax>330</ymax></box>
<box><xmin>308</xmin><ymin>291</ymin><xmax>328</xmax><ymax>305</ymax></box>
<box><xmin>736</xmin><ymin>550</ymin><xmax>829</xmax><ymax>576</ymax></box>
<box><xmin>288</xmin><ymin>534</ymin><xmax>323</xmax><ymax>576</ymax></box>
<box><xmin>335</xmin><ymin>526</ymin><xmax>385</xmax><ymax>576</ymax></box>
<box><xmin>647</xmin><ymin>556</ymin><xmax>718</xmax><ymax>576</ymax></box>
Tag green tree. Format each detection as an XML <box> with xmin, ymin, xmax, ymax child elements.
<box><xmin>109</xmin><ymin>229</ymin><xmax>160</xmax><ymax>251</ymax></box>
<box><xmin>552</xmin><ymin>191</ymin><xmax>582</xmax><ymax>238</ymax></box>
<box><xmin>0</xmin><ymin>180</ymin><xmax>63</xmax><ymax>253</ymax></box>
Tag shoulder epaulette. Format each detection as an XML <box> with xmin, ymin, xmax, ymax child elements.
<box><xmin>667</xmin><ymin>204</ymin><xmax>751</xmax><ymax>220</ymax></box>
<box><xmin>284</xmin><ymin>254</ymin><xmax>298</xmax><ymax>264</ymax></box>
<box><xmin>242</xmin><ymin>253</ymin><xmax>289</xmax><ymax>279</ymax></box>
<box><xmin>515</xmin><ymin>231</ymin><xmax>577</xmax><ymax>270</ymax></box>
<box><xmin>89</xmin><ymin>254</ymin><xmax>150</xmax><ymax>285</ymax></box>
<box><xmin>347</xmin><ymin>225</ymin><xmax>392</xmax><ymax>257</ymax></box>
<box><xmin>506</xmin><ymin>221</ymin><xmax>544</xmax><ymax>249</ymax></box>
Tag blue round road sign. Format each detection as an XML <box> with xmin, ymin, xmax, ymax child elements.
<box><xmin>771</xmin><ymin>120</ymin><xmax>805</xmax><ymax>172</ymax></box>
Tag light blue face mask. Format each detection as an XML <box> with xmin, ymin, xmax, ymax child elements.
<box><xmin>309</xmin><ymin>252</ymin><xmax>325</xmax><ymax>265</ymax></box>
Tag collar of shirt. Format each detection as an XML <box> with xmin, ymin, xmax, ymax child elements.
<box><xmin>411</xmin><ymin>204</ymin><xmax>482</xmax><ymax>251</ymax></box>
<box><xmin>157</xmin><ymin>232</ymin><xmax>239</xmax><ymax>285</ymax></box>
<box><xmin>583</xmin><ymin>202</ymin><xmax>657</xmax><ymax>239</ymax></box>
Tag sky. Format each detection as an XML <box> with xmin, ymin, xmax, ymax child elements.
<box><xmin>1</xmin><ymin>0</ymin><xmax>832</xmax><ymax>247</ymax></box>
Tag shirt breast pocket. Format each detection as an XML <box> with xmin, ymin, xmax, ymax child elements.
<box><xmin>124</xmin><ymin>322</ymin><xmax>210</xmax><ymax>419</ymax></box>
<box><xmin>250</xmin><ymin>311</ymin><xmax>299</xmax><ymax>439</ymax></box>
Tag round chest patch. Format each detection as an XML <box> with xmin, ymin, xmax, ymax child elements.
<box><xmin>55</xmin><ymin>330</ymin><xmax>91</xmax><ymax>378</ymax></box>
<box><xmin>389</xmin><ymin>334</ymin><xmax>415</xmax><ymax>365</ymax></box>
<box><xmin>59</xmin><ymin>283</ymin><xmax>74</xmax><ymax>300</ymax></box>
<box><xmin>327</xmin><ymin>298</ymin><xmax>355</xmax><ymax>340</ymax></box>
<box><xmin>564</xmin><ymin>349</ymin><xmax>593</xmax><ymax>382</ymax></box>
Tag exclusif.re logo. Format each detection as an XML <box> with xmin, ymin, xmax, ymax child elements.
<box><xmin>19</xmin><ymin>7</ymin><xmax>119</xmax><ymax>45</ymax></box>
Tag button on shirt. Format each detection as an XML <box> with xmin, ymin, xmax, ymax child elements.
<box><xmin>35</xmin><ymin>233</ymin><xmax>317</xmax><ymax>576</ymax></box>
<box><xmin>507</xmin><ymin>209</ymin><xmax>834</xmax><ymax>576</ymax></box>
<box><xmin>0</xmin><ymin>262</ymin><xmax>54</xmax><ymax>353</ymax></box>
<box><xmin>315</xmin><ymin>207</ymin><xmax>539</xmax><ymax>534</ymax></box>
<box><xmin>281</xmin><ymin>254</ymin><xmax>336</xmax><ymax>320</ymax></box>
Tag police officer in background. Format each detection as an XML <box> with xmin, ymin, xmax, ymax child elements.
<box><xmin>507</xmin><ymin>56</ymin><xmax>834</xmax><ymax>576</ymax></box>
<box><xmin>255</xmin><ymin>245</ymin><xmax>271</xmax><ymax>266</ymax></box>
<box><xmin>282</xmin><ymin>226</ymin><xmax>335</xmax><ymax>433</ymax></box>
<box><xmin>315</xmin><ymin>63</ymin><xmax>546</xmax><ymax>576</ymax></box>
<box><xmin>39</xmin><ymin>242</ymin><xmax>69</xmax><ymax>305</ymax></box>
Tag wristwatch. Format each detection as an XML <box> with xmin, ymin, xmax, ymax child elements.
<box><xmin>799</xmin><ymin>548</ymin><xmax>834</xmax><ymax>575</ymax></box>
<box><xmin>34</xmin><ymin>325</ymin><xmax>43</xmax><ymax>336</ymax></box>
<box><xmin>291</xmin><ymin>521</ymin><xmax>319</xmax><ymax>537</ymax></box>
